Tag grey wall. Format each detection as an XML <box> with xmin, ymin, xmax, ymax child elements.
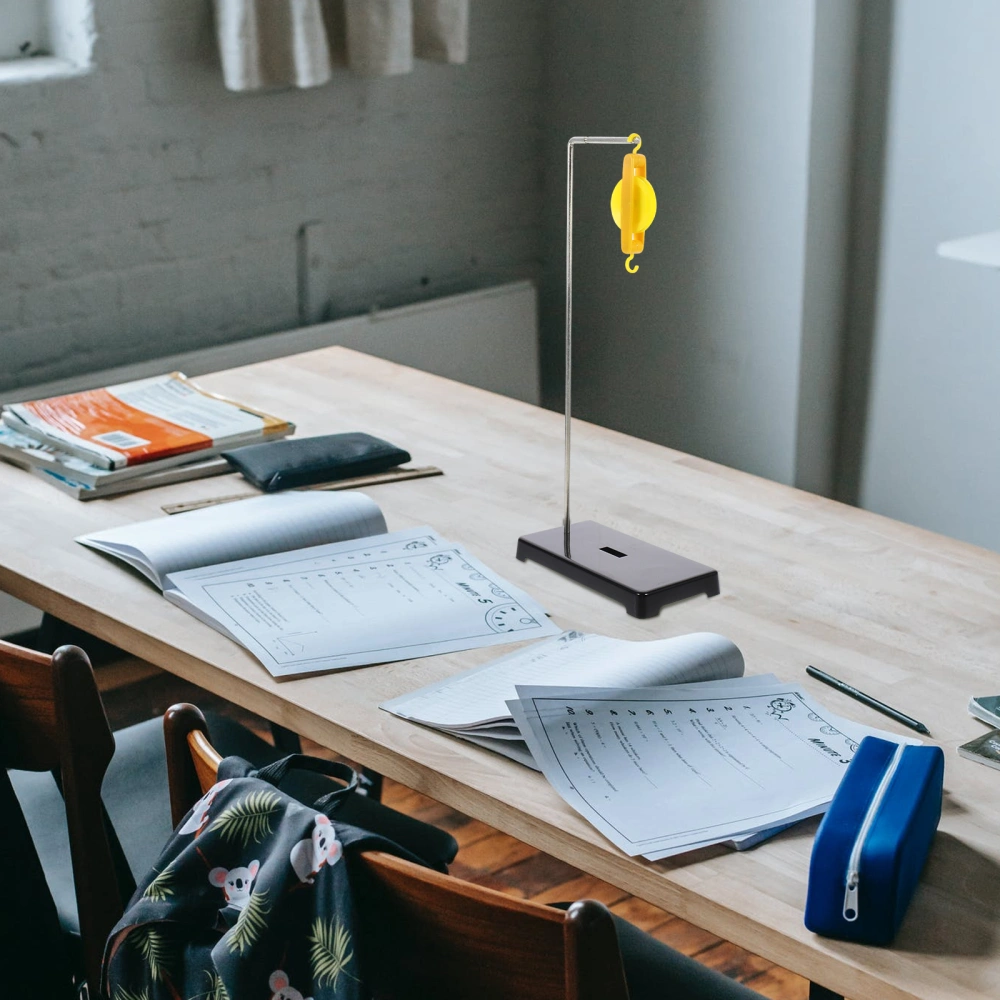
<box><xmin>539</xmin><ymin>0</ymin><xmax>822</xmax><ymax>487</ymax></box>
<box><xmin>855</xmin><ymin>0</ymin><xmax>1000</xmax><ymax>550</ymax></box>
<box><xmin>0</xmin><ymin>0</ymin><xmax>543</xmax><ymax>393</ymax></box>
<box><xmin>5</xmin><ymin>0</ymin><xmax>1000</xmax><ymax>571</ymax></box>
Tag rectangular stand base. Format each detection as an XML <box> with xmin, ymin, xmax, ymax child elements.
<box><xmin>516</xmin><ymin>520</ymin><xmax>719</xmax><ymax>619</ymax></box>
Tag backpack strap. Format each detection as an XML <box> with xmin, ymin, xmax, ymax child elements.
<box><xmin>247</xmin><ymin>754</ymin><xmax>360</xmax><ymax>811</ymax></box>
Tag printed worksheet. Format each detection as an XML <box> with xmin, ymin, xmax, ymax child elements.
<box><xmin>164</xmin><ymin>526</ymin><xmax>560</xmax><ymax>678</ymax></box>
<box><xmin>383</xmin><ymin>630</ymin><xmax>745</xmax><ymax>730</ymax></box>
<box><xmin>509</xmin><ymin>680</ymin><xmax>915</xmax><ymax>858</ymax></box>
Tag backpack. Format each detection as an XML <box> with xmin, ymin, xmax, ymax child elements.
<box><xmin>102</xmin><ymin>755</ymin><xmax>445</xmax><ymax>1000</ymax></box>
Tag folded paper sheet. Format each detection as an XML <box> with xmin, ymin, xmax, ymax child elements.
<box><xmin>214</xmin><ymin>0</ymin><xmax>469</xmax><ymax>91</ymax></box>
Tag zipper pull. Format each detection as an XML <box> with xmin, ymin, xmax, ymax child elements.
<box><xmin>843</xmin><ymin>872</ymin><xmax>860</xmax><ymax>922</ymax></box>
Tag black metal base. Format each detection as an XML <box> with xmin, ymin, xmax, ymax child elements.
<box><xmin>516</xmin><ymin>520</ymin><xmax>719</xmax><ymax>619</ymax></box>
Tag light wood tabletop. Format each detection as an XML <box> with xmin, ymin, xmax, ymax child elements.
<box><xmin>2</xmin><ymin>346</ymin><xmax>999</xmax><ymax>1000</ymax></box>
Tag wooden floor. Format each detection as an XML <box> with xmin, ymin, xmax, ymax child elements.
<box><xmin>100</xmin><ymin>660</ymin><xmax>809</xmax><ymax>1000</ymax></box>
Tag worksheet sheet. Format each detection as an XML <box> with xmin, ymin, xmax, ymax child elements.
<box><xmin>383</xmin><ymin>629</ymin><xmax>745</xmax><ymax>730</ymax></box>
<box><xmin>164</xmin><ymin>526</ymin><xmax>560</xmax><ymax>678</ymax></box>
<box><xmin>509</xmin><ymin>680</ymin><xmax>914</xmax><ymax>858</ymax></box>
<box><xmin>383</xmin><ymin>631</ymin><xmax>760</xmax><ymax>770</ymax></box>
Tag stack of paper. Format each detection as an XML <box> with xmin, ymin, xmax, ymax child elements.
<box><xmin>508</xmin><ymin>679</ymin><xmax>916</xmax><ymax>859</ymax></box>
<box><xmin>383</xmin><ymin>630</ymin><xmax>917</xmax><ymax>857</ymax></box>
<box><xmin>382</xmin><ymin>630</ymin><xmax>746</xmax><ymax>768</ymax></box>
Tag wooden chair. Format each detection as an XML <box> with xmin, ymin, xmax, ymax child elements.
<box><xmin>0</xmin><ymin>639</ymin><xmax>129</xmax><ymax>994</ymax></box>
<box><xmin>0</xmin><ymin>636</ymin><xmax>335</xmax><ymax>998</ymax></box>
<box><xmin>164</xmin><ymin>702</ymin><xmax>631</xmax><ymax>1000</ymax></box>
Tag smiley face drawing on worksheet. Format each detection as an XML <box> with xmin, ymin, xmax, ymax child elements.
<box><xmin>767</xmin><ymin>697</ymin><xmax>796</xmax><ymax>721</ymax></box>
<box><xmin>486</xmin><ymin>604</ymin><xmax>538</xmax><ymax>632</ymax></box>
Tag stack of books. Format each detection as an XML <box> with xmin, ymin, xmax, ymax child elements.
<box><xmin>0</xmin><ymin>372</ymin><xmax>294</xmax><ymax>500</ymax></box>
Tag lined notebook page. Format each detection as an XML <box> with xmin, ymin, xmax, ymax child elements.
<box><xmin>382</xmin><ymin>630</ymin><xmax>744</xmax><ymax>728</ymax></box>
<box><xmin>77</xmin><ymin>491</ymin><xmax>386</xmax><ymax>588</ymax></box>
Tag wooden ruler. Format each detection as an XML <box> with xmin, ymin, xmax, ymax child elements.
<box><xmin>161</xmin><ymin>465</ymin><xmax>444</xmax><ymax>515</ymax></box>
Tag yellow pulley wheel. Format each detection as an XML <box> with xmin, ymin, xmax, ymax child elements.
<box><xmin>610</xmin><ymin>176</ymin><xmax>657</xmax><ymax>236</ymax></box>
<box><xmin>610</xmin><ymin>133</ymin><xmax>656</xmax><ymax>272</ymax></box>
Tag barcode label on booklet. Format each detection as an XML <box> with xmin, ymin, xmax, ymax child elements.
<box><xmin>93</xmin><ymin>430</ymin><xmax>151</xmax><ymax>449</ymax></box>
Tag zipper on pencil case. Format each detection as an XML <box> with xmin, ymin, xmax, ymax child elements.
<box><xmin>842</xmin><ymin>743</ymin><xmax>905</xmax><ymax>922</ymax></box>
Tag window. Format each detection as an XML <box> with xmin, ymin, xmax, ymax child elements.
<box><xmin>0</xmin><ymin>0</ymin><xmax>50</xmax><ymax>60</ymax></box>
<box><xmin>0</xmin><ymin>0</ymin><xmax>93</xmax><ymax>83</ymax></box>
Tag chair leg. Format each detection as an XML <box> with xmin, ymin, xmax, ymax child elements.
<box><xmin>809</xmin><ymin>983</ymin><xmax>843</xmax><ymax>1000</ymax></box>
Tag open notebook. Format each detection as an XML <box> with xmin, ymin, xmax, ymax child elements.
<box><xmin>77</xmin><ymin>493</ymin><xmax>559</xmax><ymax>678</ymax></box>
<box><xmin>382</xmin><ymin>629</ymin><xmax>746</xmax><ymax>768</ymax></box>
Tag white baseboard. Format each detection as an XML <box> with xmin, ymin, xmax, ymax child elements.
<box><xmin>2</xmin><ymin>281</ymin><xmax>540</xmax><ymax>405</ymax></box>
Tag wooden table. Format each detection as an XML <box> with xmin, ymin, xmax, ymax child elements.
<box><xmin>2</xmin><ymin>347</ymin><xmax>998</xmax><ymax>1000</ymax></box>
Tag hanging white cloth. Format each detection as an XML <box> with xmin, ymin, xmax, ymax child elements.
<box><xmin>214</xmin><ymin>0</ymin><xmax>469</xmax><ymax>91</ymax></box>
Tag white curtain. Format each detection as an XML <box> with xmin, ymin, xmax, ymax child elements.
<box><xmin>214</xmin><ymin>0</ymin><xmax>469</xmax><ymax>92</ymax></box>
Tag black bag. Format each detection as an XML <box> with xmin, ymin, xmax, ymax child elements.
<box><xmin>103</xmin><ymin>755</ymin><xmax>441</xmax><ymax>999</ymax></box>
<box><xmin>222</xmin><ymin>433</ymin><xmax>411</xmax><ymax>492</ymax></box>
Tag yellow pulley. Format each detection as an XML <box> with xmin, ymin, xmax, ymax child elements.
<box><xmin>610</xmin><ymin>133</ymin><xmax>657</xmax><ymax>272</ymax></box>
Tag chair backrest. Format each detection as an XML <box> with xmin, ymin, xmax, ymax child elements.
<box><xmin>163</xmin><ymin>703</ymin><xmax>631</xmax><ymax>1000</ymax></box>
<box><xmin>0</xmin><ymin>638</ymin><xmax>129</xmax><ymax>994</ymax></box>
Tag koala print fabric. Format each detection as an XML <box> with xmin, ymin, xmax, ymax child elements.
<box><xmin>291</xmin><ymin>814</ymin><xmax>343</xmax><ymax>884</ymax></box>
<box><xmin>102</xmin><ymin>755</ymin><xmax>430</xmax><ymax>1000</ymax></box>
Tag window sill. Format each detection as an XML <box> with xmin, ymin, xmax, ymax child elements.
<box><xmin>0</xmin><ymin>55</ymin><xmax>89</xmax><ymax>86</ymax></box>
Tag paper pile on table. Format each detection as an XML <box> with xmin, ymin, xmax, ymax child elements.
<box><xmin>508</xmin><ymin>678</ymin><xmax>916</xmax><ymax>859</ymax></box>
<box><xmin>382</xmin><ymin>630</ymin><xmax>748</xmax><ymax>769</ymax></box>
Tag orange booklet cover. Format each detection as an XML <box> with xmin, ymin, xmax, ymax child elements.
<box><xmin>2</xmin><ymin>373</ymin><xmax>293</xmax><ymax>470</ymax></box>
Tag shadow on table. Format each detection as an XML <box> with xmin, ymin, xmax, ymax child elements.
<box><xmin>655</xmin><ymin>822</ymin><xmax>998</xmax><ymax>959</ymax></box>
<box><xmin>939</xmin><ymin>787</ymin><xmax>969</xmax><ymax>816</ymax></box>
<box><xmin>891</xmin><ymin>831</ymin><xmax>1000</xmax><ymax>957</ymax></box>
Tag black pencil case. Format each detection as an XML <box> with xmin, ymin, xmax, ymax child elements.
<box><xmin>222</xmin><ymin>432</ymin><xmax>411</xmax><ymax>492</ymax></box>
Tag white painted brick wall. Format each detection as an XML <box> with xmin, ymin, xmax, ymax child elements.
<box><xmin>0</xmin><ymin>0</ymin><xmax>544</xmax><ymax>391</ymax></box>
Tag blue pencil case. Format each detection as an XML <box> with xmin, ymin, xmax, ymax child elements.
<box><xmin>804</xmin><ymin>736</ymin><xmax>944</xmax><ymax>945</ymax></box>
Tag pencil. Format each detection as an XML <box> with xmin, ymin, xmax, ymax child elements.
<box><xmin>806</xmin><ymin>665</ymin><xmax>931</xmax><ymax>736</ymax></box>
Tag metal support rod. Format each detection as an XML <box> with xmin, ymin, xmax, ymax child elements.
<box><xmin>564</xmin><ymin>135</ymin><xmax>639</xmax><ymax>556</ymax></box>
